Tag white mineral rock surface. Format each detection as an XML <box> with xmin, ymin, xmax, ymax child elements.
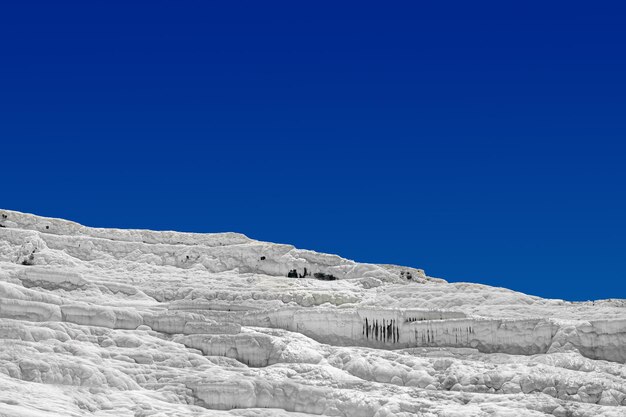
<box><xmin>0</xmin><ymin>209</ymin><xmax>624</xmax><ymax>417</ymax></box>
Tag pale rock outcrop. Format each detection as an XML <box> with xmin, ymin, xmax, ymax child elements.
<box><xmin>0</xmin><ymin>209</ymin><xmax>624</xmax><ymax>417</ymax></box>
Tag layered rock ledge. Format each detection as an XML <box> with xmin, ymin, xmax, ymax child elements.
<box><xmin>0</xmin><ymin>209</ymin><xmax>624</xmax><ymax>417</ymax></box>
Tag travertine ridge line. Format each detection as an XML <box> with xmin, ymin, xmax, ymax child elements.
<box><xmin>0</xmin><ymin>209</ymin><xmax>625</xmax><ymax>417</ymax></box>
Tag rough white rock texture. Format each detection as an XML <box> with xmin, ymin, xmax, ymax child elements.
<box><xmin>0</xmin><ymin>209</ymin><xmax>624</xmax><ymax>417</ymax></box>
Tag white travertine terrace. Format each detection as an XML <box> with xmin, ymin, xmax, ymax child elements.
<box><xmin>0</xmin><ymin>209</ymin><xmax>624</xmax><ymax>417</ymax></box>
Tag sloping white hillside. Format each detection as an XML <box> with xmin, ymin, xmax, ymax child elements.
<box><xmin>0</xmin><ymin>209</ymin><xmax>625</xmax><ymax>417</ymax></box>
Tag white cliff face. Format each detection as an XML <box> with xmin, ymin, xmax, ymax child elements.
<box><xmin>0</xmin><ymin>209</ymin><xmax>624</xmax><ymax>417</ymax></box>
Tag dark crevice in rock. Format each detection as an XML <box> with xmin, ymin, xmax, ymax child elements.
<box><xmin>313</xmin><ymin>272</ymin><xmax>337</xmax><ymax>281</ymax></box>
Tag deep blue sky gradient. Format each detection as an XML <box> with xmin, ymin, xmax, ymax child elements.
<box><xmin>1</xmin><ymin>1</ymin><xmax>625</xmax><ymax>300</ymax></box>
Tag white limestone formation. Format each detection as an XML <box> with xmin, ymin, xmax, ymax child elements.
<box><xmin>0</xmin><ymin>209</ymin><xmax>624</xmax><ymax>417</ymax></box>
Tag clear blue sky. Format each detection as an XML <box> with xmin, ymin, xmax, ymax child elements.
<box><xmin>1</xmin><ymin>1</ymin><xmax>624</xmax><ymax>301</ymax></box>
